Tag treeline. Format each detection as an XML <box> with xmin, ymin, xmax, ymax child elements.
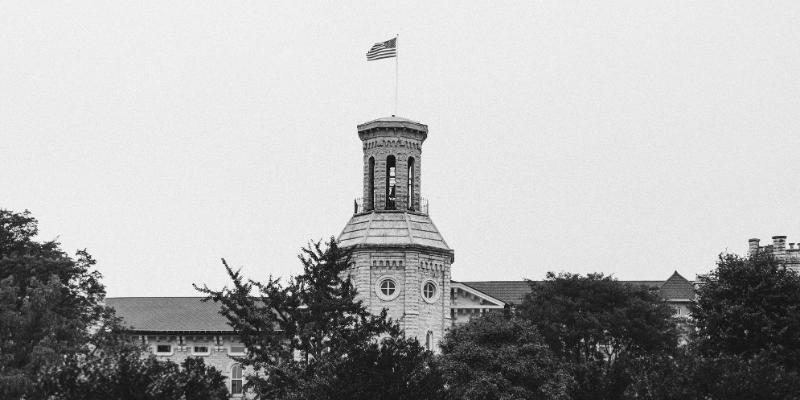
<box><xmin>2</xmin><ymin>209</ymin><xmax>799</xmax><ymax>399</ymax></box>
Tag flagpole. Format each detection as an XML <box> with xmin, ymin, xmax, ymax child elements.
<box><xmin>394</xmin><ymin>34</ymin><xmax>399</xmax><ymax>116</ymax></box>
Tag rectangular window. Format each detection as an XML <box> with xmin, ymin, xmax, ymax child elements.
<box><xmin>229</xmin><ymin>346</ymin><xmax>247</xmax><ymax>355</ymax></box>
<box><xmin>155</xmin><ymin>344</ymin><xmax>172</xmax><ymax>355</ymax></box>
<box><xmin>231</xmin><ymin>364</ymin><xmax>243</xmax><ymax>395</ymax></box>
<box><xmin>192</xmin><ymin>345</ymin><xmax>210</xmax><ymax>355</ymax></box>
<box><xmin>231</xmin><ymin>380</ymin><xmax>243</xmax><ymax>395</ymax></box>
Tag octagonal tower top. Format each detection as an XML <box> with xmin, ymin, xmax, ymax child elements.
<box><xmin>357</xmin><ymin>116</ymin><xmax>428</xmax><ymax>212</ymax></box>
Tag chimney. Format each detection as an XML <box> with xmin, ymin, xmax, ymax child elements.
<box><xmin>748</xmin><ymin>238</ymin><xmax>760</xmax><ymax>255</ymax></box>
<box><xmin>772</xmin><ymin>236</ymin><xmax>787</xmax><ymax>256</ymax></box>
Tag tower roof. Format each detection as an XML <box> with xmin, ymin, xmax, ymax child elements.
<box><xmin>338</xmin><ymin>212</ymin><xmax>453</xmax><ymax>259</ymax></box>
<box><xmin>357</xmin><ymin>116</ymin><xmax>428</xmax><ymax>134</ymax></box>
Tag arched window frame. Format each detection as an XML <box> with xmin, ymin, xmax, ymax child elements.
<box><xmin>385</xmin><ymin>155</ymin><xmax>396</xmax><ymax>210</ymax></box>
<box><xmin>230</xmin><ymin>363</ymin><xmax>243</xmax><ymax>395</ymax></box>
<box><xmin>407</xmin><ymin>157</ymin><xmax>415</xmax><ymax>211</ymax></box>
<box><xmin>368</xmin><ymin>157</ymin><xmax>375</xmax><ymax>210</ymax></box>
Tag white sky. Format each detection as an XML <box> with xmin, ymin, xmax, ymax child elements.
<box><xmin>2</xmin><ymin>1</ymin><xmax>799</xmax><ymax>297</ymax></box>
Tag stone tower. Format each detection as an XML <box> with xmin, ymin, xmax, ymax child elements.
<box><xmin>337</xmin><ymin>116</ymin><xmax>454</xmax><ymax>351</ymax></box>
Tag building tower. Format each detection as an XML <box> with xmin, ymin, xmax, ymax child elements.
<box><xmin>337</xmin><ymin>116</ymin><xmax>454</xmax><ymax>351</ymax></box>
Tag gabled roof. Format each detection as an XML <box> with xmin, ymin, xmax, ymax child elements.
<box><xmin>460</xmin><ymin>281</ymin><xmax>532</xmax><ymax>305</ymax></box>
<box><xmin>106</xmin><ymin>297</ymin><xmax>232</xmax><ymax>333</ymax></box>
<box><xmin>451</xmin><ymin>282</ymin><xmax>506</xmax><ymax>309</ymax></box>
<box><xmin>659</xmin><ymin>271</ymin><xmax>695</xmax><ymax>300</ymax></box>
<box><xmin>338</xmin><ymin>212</ymin><xmax>453</xmax><ymax>258</ymax></box>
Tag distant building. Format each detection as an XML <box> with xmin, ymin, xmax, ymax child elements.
<box><xmin>107</xmin><ymin>116</ymin><xmax>696</xmax><ymax>398</ymax></box>
<box><xmin>455</xmin><ymin>271</ymin><xmax>695</xmax><ymax>324</ymax></box>
<box><xmin>748</xmin><ymin>235</ymin><xmax>800</xmax><ymax>271</ymax></box>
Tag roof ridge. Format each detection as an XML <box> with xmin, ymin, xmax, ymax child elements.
<box><xmin>403</xmin><ymin>212</ymin><xmax>416</xmax><ymax>246</ymax></box>
<box><xmin>361</xmin><ymin>212</ymin><xmax>375</xmax><ymax>245</ymax></box>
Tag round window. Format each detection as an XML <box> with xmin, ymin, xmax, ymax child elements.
<box><xmin>420</xmin><ymin>280</ymin><xmax>440</xmax><ymax>303</ymax></box>
<box><xmin>423</xmin><ymin>282</ymin><xmax>436</xmax><ymax>299</ymax></box>
<box><xmin>381</xmin><ymin>279</ymin><xmax>396</xmax><ymax>296</ymax></box>
<box><xmin>375</xmin><ymin>276</ymin><xmax>400</xmax><ymax>301</ymax></box>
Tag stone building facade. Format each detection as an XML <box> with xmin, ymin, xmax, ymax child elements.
<box><xmin>105</xmin><ymin>115</ymin><xmax>698</xmax><ymax>398</ymax></box>
<box><xmin>748</xmin><ymin>235</ymin><xmax>800</xmax><ymax>271</ymax></box>
<box><xmin>337</xmin><ymin>116</ymin><xmax>454</xmax><ymax>351</ymax></box>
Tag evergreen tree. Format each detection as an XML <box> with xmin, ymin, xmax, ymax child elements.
<box><xmin>196</xmin><ymin>237</ymin><xmax>439</xmax><ymax>399</ymax></box>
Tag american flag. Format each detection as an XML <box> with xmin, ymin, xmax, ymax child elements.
<box><xmin>366</xmin><ymin>38</ymin><xmax>397</xmax><ymax>61</ymax></box>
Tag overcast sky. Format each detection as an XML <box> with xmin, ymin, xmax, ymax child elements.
<box><xmin>2</xmin><ymin>1</ymin><xmax>799</xmax><ymax>297</ymax></box>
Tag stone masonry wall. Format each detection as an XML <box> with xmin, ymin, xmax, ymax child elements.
<box><xmin>361</xmin><ymin>133</ymin><xmax>423</xmax><ymax>211</ymax></box>
<box><xmin>350</xmin><ymin>249</ymin><xmax>451</xmax><ymax>352</ymax></box>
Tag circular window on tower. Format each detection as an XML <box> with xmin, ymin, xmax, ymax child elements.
<box><xmin>421</xmin><ymin>280</ymin><xmax>439</xmax><ymax>303</ymax></box>
<box><xmin>375</xmin><ymin>276</ymin><xmax>400</xmax><ymax>301</ymax></box>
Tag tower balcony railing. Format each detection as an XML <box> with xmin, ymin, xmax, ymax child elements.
<box><xmin>353</xmin><ymin>194</ymin><xmax>429</xmax><ymax>215</ymax></box>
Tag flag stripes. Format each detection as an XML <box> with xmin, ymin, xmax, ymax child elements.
<box><xmin>366</xmin><ymin>38</ymin><xmax>397</xmax><ymax>61</ymax></box>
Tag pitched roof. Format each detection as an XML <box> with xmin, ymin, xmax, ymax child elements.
<box><xmin>659</xmin><ymin>271</ymin><xmax>696</xmax><ymax>300</ymax></box>
<box><xmin>106</xmin><ymin>297</ymin><xmax>232</xmax><ymax>333</ymax></box>
<box><xmin>461</xmin><ymin>277</ymin><xmax>694</xmax><ymax>307</ymax></box>
<box><xmin>460</xmin><ymin>281</ymin><xmax>532</xmax><ymax>305</ymax></box>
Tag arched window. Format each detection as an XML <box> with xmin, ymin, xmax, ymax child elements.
<box><xmin>231</xmin><ymin>364</ymin><xmax>243</xmax><ymax>395</ymax></box>
<box><xmin>368</xmin><ymin>157</ymin><xmax>375</xmax><ymax>210</ymax></box>
<box><xmin>407</xmin><ymin>157</ymin><xmax>415</xmax><ymax>210</ymax></box>
<box><xmin>386</xmin><ymin>155</ymin><xmax>396</xmax><ymax>210</ymax></box>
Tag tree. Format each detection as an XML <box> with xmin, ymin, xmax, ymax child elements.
<box><xmin>693</xmin><ymin>252</ymin><xmax>800</xmax><ymax>363</ymax></box>
<box><xmin>686</xmin><ymin>252</ymin><xmax>800</xmax><ymax>399</ymax></box>
<box><xmin>196</xmin><ymin>237</ymin><xmax>439</xmax><ymax>399</ymax></box>
<box><xmin>302</xmin><ymin>334</ymin><xmax>443</xmax><ymax>400</ymax></box>
<box><xmin>438</xmin><ymin>314</ymin><xmax>571</xmax><ymax>400</ymax></box>
<box><xmin>1</xmin><ymin>209</ymin><xmax>229</xmax><ymax>399</ymax></box>
<box><xmin>517</xmin><ymin>272</ymin><xmax>678</xmax><ymax>400</ymax></box>
<box><xmin>0</xmin><ymin>209</ymin><xmax>111</xmax><ymax>398</ymax></box>
<box><xmin>44</xmin><ymin>343</ymin><xmax>229</xmax><ymax>400</ymax></box>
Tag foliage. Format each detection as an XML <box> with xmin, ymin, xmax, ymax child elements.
<box><xmin>196</xmin><ymin>237</ymin><xmax>435</xmax><ymax>399</ymax></box>
<box><xmin>438</xmin><ymin>314</ymin><xmax>571</xmax><ymax>400</ymax></box>
<box><xmin>44</xmin><ymin>343</ymin><xmax>229</xmax><ymax>400</ymax></box>
<box><xmin>692</xmin><ymin>252</ymin><xmax>800</xmax><ymax>364</ymax></box>
<box><xmin>0</xmin><ymin>209</ymin><xmax>112</xmax><ymax>398</ymax></box>
<box><xmin>517</xmin><ymin>272</ymin><xmax>678</xmax><ymax>400</ymax></box>
<box><xmin>301</xmin><ymin>335</ymin><xmax>443</xmax><ymax>400</ymax></box>
<box><xmin>1</xmin><ymin>208</ymin><xmax>228</xmax><ymax>399</ymax></box>
<box><xmin>684</xmin><ymin>252</ymin><xmax>800</xmax><ymax>399</ymax></box>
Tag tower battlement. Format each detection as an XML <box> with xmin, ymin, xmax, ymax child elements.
<box><xmin>748</xmin><ymin>236</ymin><xmax>800</xmax><ymax>269</ymax></box>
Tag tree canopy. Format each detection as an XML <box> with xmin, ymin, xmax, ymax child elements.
<box><xmin>1</xmin><ymin>208</ymin><xmax>228</xmax><ymax>399</ymax></box>
<box><xmin>686</xmin><ymin>252</ymin><xmax>800</xmax><ymax>399</ymax></box>
<box><xmin>196</xmin><ymin>237</ymin><xmax>439</xmax><ymax>399</ymax></box>
<box><xmin>692</xmin><ymin>252</ymin><xmax>800</xmax><ymax>363</ymax></box>
<box><xmin>0</xmin><ymin>209</ymin><xmax>112</xmax><ymax>398</ymax></box>
<box><xmin>517</xmin><ymin>272</ymin><xmax>679</xmax><ymax>400</ymax></box>
<box><xmin>438</xmin><ymin>314</ymin><xmax>571</xmax><ymax>400</ymax></box>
